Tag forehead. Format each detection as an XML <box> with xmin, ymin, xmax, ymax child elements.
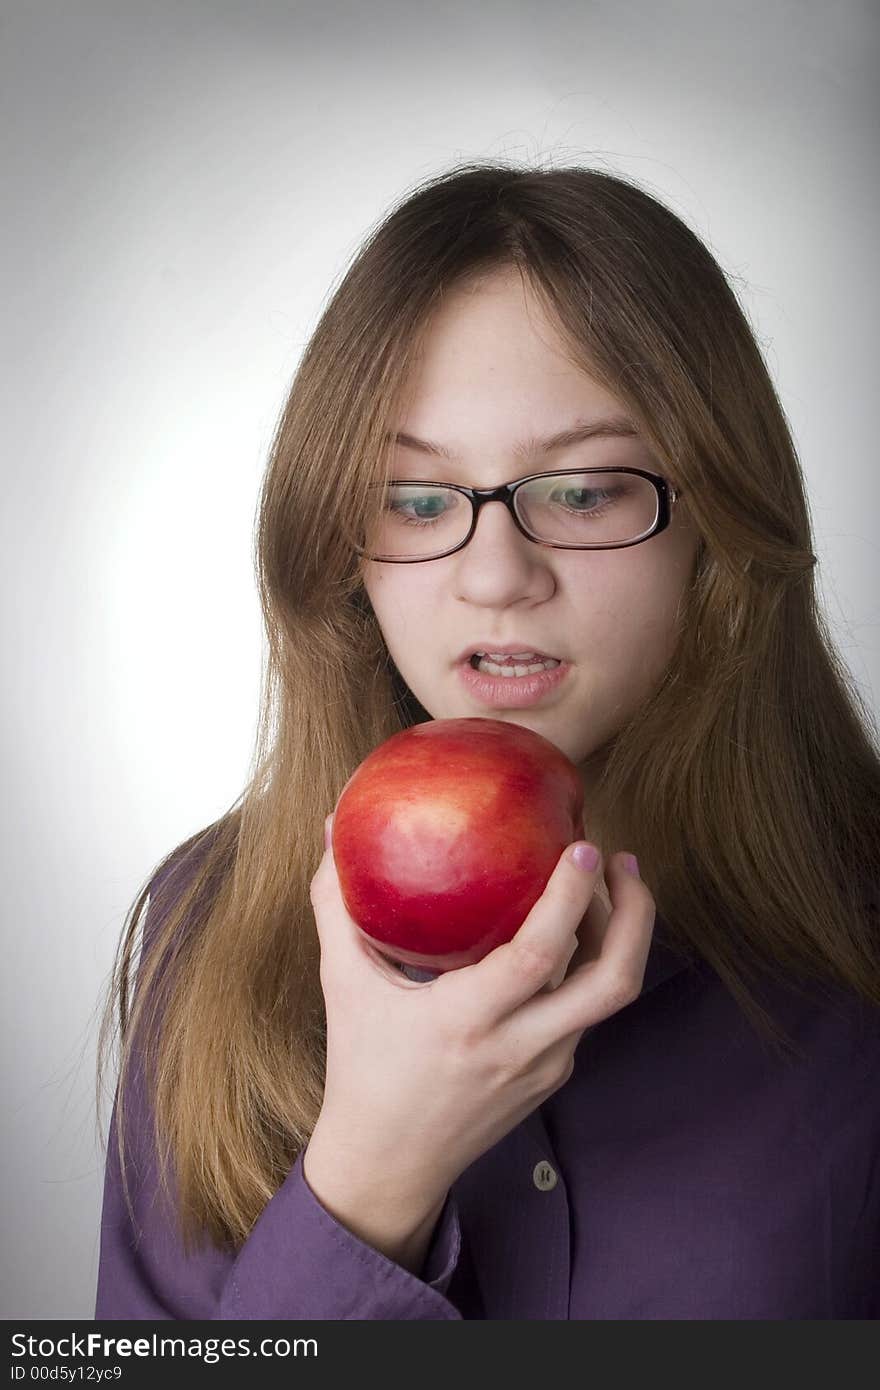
<box><xmin>387</xmin><ymin>416</ymin><xmax>642</xmax><ymax>464</ymax></box>
<box><xmin>405</xmin><ymin>268</ymin><xmax>585</xmax><ymax>384</ymax></box>
<box><xmin>392</xmin><ymin>275</ymin><xmax>636</xmax><ymax>462</ymax></box>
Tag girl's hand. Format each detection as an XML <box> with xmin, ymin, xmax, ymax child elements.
<box><xmin>306</xmin><ymin>814</ymin><xmax>654</xmax><ymax>1212</ymax></box>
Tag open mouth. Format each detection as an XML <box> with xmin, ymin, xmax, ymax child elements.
<box><xmin>468</xmin><ymin>653</ymin><xmax>563</xmax><ymax>675</ymax></box>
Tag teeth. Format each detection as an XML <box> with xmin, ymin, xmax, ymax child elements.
<box><xmin>485</xmin><ymin>652</ymin><xmax>547</xmax><ymax>662</ymax></box>
<box><xmin>473</xmin><ymin>651</ymin><xmax>555</xmax><ymax>661</ymax></box>
<box><xmin>476</xmin><ymin>657</ymin><xmax>561</xmax><ymax>677</ymax></box>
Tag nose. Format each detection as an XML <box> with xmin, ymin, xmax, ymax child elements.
<box><xmin>453</xmin><ymin>497</ymin><xmax>554</xmax><ymax>604</ymax></box>
<box><xmin>468</xmin><ymin>495</ymin><xmax>531</xmax><ymax>548</ymax></box>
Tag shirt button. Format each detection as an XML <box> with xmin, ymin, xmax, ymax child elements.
<box><xmin>532</xmin><ymin>1160</ymin><xmax>558</xmax><ymax>1192</ymax></box>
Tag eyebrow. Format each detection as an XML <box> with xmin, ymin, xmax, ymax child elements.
<box><xmin>387</xmin><ymin>416</ymin><xmax>640</xmax><ymax>462</ymax></box>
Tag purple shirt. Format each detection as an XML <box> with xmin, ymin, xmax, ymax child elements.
<box><xmin>95</xmin><ymin>860</ymin><xmax>880</xmax><ymax>1320</ymax></box>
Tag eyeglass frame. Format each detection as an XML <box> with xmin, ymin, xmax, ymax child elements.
<box><xmin>355</xmin><ymin>466</ymin><xmax>684</xmax><ymax>563</ymax></box>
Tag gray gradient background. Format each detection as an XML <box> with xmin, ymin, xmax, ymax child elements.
<box><xmin>2</xmin><ymin>0</ymin><xmax>877</xmax><ymax>1319</ymax></box>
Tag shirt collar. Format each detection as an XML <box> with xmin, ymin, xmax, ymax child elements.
<box><xmin>640</xmin><ymin>909</ymin><xmax>695</xmax><ymax>995</ymax></box>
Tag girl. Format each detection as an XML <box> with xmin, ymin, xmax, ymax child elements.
<box><xmin>95</xmin><ymin>162</ymin><xmax>880</xmax><ymax>1320</ymax></box>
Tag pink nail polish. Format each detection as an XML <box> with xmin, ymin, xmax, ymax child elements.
<box><xmin>571</xmin><ymin>843</ymin><xmax>600</xmax><ymax>872</ymax></box>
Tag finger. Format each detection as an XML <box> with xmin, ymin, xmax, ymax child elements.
<box><xmin>396</xmin><ymin>961</ymin><xmax>443</xmax><ymax>983</ymax></box>
<box><xmin>311</xmin><ymin>813</ymin><xmax>409</xmax><ymax>987</ymax></box>
<box><xmin>539</xmin><ymin>932</ymin><xmax>579</xmax><ymax>993</ymax></box>
<box><xmin>467</xmin><ymin>842</ymin><xmax>604</xmax><ymax>1022</ymax></box>
<box><xmin>308</xmin><ymin>814</ymin><xmax>337</xmax><ymax>918</ymax></box>
<box><xmin>538</xmin><ymin>877</ymin><xmax>612</xmax><ymax>993</ymax></box>
<box><xmin>593</xmin><ymin>870</ymin><xmax>613</xmax><ymax>922</ymax></box>
<box><xmin>560</xmin><ymin>885</ymin><xmax>612</xmax><ymax>981</ymax></box>
<box><xmin>512</xmin><ymin>852</ymin><xmax>654</xmax><ymax>1047</ymax></box>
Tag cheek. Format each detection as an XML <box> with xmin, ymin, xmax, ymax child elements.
<box><xmin>582</xmin><ymin>561</ymin><xmax>686</xmax><ymax>674</ymax></box>
<box><xmin>362</xmin><ymin>570</ymin><xmax>437</xmax><ymax>648</ymax></box>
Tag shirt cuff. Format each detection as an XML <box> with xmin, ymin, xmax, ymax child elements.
<box><xmin>418</xmin><ymin>1187</ymin><xmax>462</xmax><ymax>1295</ymax></box>
<box><xmin>220</xmin><ymin>1150</ymin><xmax>463</xmax><ymax>1319</ymax></box>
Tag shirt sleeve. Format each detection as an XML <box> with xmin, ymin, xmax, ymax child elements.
<box><xmin>95</xmin><ymin>867</ymin><xmax>465</xmax><ymax>1321</ymax></box>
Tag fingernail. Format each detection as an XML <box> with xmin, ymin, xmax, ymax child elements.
<box><xmin>571</xmin><ymin>843</ymin><xmax>600</xmax><ymax>872</ymax></box>
<box><xmin>624</xmin><ymin>853</ymin><xmax>640</xmax><ymax>878</ymax></box>
<box><xmin>324</xmin><ymin>814</ymin><xmax>334</xmax><ymax>849</ymax></box>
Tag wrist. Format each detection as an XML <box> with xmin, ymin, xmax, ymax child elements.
<box><xmin>302</xmin><ymin>1126</ymin><xmax>450</xmax><ymax>1274</ymax></box>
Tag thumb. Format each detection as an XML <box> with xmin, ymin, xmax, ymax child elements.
<box><xmin>313</xmin><ymin>813</ymin><xmax>399</xmax><ymax>982</ymax></box>
<box><xmin>311</xmin><ymin>812</ymin><xmax>355</xmax><ymax>955</ymax></box>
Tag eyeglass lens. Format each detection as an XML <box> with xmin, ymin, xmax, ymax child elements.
<box><xmin>358</xmin><ymin>471</ymin><xmax>660</xmax><ymax>560</ymax></box>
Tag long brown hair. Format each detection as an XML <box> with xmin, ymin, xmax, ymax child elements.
<box><xmin>95</xmin><ymin>160</ymin><xmax>880</xmax><ymax>1256</ymax></box>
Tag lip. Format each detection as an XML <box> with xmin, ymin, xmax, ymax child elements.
<box><xmin>456</xmin><ymin>656</ymin><xmax>571</xmax><ymax>708</ymax></box>
<box><xmin>454</xmin><ymin>640</ymin><xmax>563</xmax><ymax>664</ymax></box>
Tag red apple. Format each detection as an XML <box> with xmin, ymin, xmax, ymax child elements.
<box><xmin>331</xmin><ymin>717</ymin><xmax>585</xmax><ymax>972</ymax></box>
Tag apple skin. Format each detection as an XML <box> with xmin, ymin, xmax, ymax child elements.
<box><xmin>331</xmin><ymin>717</ymin><xmax>585</xmax><ymax>972</ymax></box>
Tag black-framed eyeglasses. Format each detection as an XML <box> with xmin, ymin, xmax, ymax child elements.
<box><xmin>353</xmin><ymin>467</ymin><xmax>684</xmax><ymax>563</ymax></box>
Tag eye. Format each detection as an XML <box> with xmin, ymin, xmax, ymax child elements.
<box><xmin>550</xmin><ymin>484</ymin><xmax>608</xmax><ymax>510</ymax></box>
<box><xmin>385</xmin><ymin>485</ymin><xmax>461</xmax><ymax>527</ymax></box>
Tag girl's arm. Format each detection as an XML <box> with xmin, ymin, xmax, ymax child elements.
<box><xmin>95</xmin><ymin>861</ymin><xmax>465</xmax><ymax>1321</ymax></box>
<box><xmin>95</xmin><ymin>1044</ymin><xmax>464</xmax><ymax>1321</ymax></box>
